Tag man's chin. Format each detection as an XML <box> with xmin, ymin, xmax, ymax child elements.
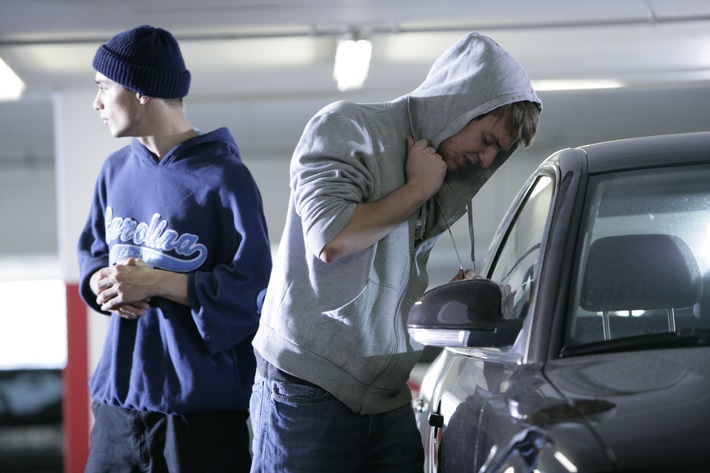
<box><xmin>450</xmin><ymin>162</ymin><xmax>483</xmax><ymax>173</ymax></box>
<box><xmin>449</xmin><ymin>161</ymin><xmax>469</xmax><ymax>172</ymax></box>
<box><xmin>447</xmin><ymin>162</ymin><xmax>461</xmax><ymax>172</ymax></box>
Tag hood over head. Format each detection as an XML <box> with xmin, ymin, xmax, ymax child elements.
<box><xmin>407</xmin><ymin>32</ymin><xmax>541</xmax><ymax>150</ymax></box>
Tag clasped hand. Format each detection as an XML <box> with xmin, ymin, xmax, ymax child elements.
<box><xmin>92</xmin><ymin>257</ymin><xmax>153</xmax><ymax>319</ymax></box>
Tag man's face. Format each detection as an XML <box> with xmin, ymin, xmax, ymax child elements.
<box><xmin>93</xmin><ymin>73</ymin><xmax>143</xmax><ymax>138</ymax></box>
<box><xmin>437</xmin><ymin>113</ymin><xmax>514</xmax><ymax>172</ymax></box>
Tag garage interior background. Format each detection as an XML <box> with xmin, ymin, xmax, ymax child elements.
<box><xmin>0</xmin><ymin>0</ymin><xmax>709</xmax><ymax>471</ymax></box>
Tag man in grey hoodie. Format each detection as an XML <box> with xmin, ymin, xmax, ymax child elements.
<box><xmin>250</xmin><ymin>33</ymin><xmax>542</xmax><ymax>472</ymax></box>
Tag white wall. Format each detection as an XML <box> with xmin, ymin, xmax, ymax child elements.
<box><xmin>0</xmin><ymin>99</ymin><xmax>56</xmax><ymax>256</ymax></box>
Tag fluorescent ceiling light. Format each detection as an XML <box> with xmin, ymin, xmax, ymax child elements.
<box><xmin>532</xmin><ymin>79</ymin><xmax>624</xmax><ymax>92</ymax></box>
<box><xmin>0</xmin><ymin>56</ymin><xmax>26</xmax><ymax>101</ymax></box>
<box><xmin>333</xmin><ymin>37</ymin><xmax>372</xmax><ymax>92</ymax></box>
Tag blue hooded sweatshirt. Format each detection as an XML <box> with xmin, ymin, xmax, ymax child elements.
<box><xmin>78</xmin><ymin>127</ymin><xmax>272</xmax><ymax>415</ymax></box>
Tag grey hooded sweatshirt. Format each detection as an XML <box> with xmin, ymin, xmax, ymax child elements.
<box><xmin>253</xmin><ymin>33</ymin><xmax>542</xmax><ymax>414</ymax></box>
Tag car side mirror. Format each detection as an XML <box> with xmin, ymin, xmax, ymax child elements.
<box><xmin>407</xmin><ymin>278</ymin><xmax>523</xmax><ymax>348</ymax></box>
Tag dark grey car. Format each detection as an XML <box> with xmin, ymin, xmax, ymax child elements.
<box><xmin>408</xmin><ymin>132</ymin><xmax>710</xmax><ymax>473</ymax></box>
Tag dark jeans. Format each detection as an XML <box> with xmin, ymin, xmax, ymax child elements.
<box><xmin>85</xmin><ymin>402</ymin><xmax>251</xmax><ymax>473</ymax></box>
<box><xmin>249</xmin><ymin>372</ymin><xmax>424</xmax><ymax>473</ymax></box>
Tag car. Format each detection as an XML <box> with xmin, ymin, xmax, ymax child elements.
<box><xmin>0</xmin><ymin>369</ymin><xmax>63</xmax><ymax>472</ymax></box>
<box><xmin>407</xmin><ymin>131</ymin><xmax>710</xmax><ymax>473</ymax></box>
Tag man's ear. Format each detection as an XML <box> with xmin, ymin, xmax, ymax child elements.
<box><xmin>136</xmin><ymin>93</ymin><xmax>150</xmax><ymax>105</ymax></box>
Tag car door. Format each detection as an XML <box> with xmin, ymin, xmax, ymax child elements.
<box><xmin>418</xmin><ymin>170</ymin><xmax>558</xmax><ymax>473</ymax></box>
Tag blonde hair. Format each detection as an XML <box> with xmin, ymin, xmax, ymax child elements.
<box><xmin>486</xmin><ymin>101</ymin><xmax>541</xmax><ymax>148</ymax></box>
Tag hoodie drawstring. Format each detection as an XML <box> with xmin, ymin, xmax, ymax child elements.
<box><xmin>467</xmin><ymin>201</ymin><xmax>476</xmax><ymax>272</ymax></box>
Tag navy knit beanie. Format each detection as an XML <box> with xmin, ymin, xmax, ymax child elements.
<box><xmin>93</xmin><ymin>25</ymin><xmax>191</xmax><ymax>99</ymax></box>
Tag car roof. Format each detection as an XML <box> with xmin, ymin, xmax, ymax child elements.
<box><xmin>540</xmin><ymin>131</ymin><xmax>710</xmax><ymax>179</ymax></box>
<box><xmin>578</xmin><ymin>131</ymin><xmax>710</xmax><ymax>173</ymax></box>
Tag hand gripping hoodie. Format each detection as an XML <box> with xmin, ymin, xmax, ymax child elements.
<box><xmin>77</xmin><ymin>127</ymin><xmax>272</xmax><ymax>415</ymax></box>
<box><xmin>252</xmin><ymin>33</ymin><xmax>542</xmax><ymax>414</ymax></box>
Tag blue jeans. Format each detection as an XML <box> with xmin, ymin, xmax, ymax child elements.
<box><xmin>249</xmin><ymin>374</ymin><xmax>424</xmax><ymax>473</ymax></box>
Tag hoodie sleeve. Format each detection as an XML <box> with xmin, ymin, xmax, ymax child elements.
<box><xmin>77</xmin><ymin>162</ymin><xmax>114</xmax><ymax>315</ymax></box>
<box><xmin>187</xmin><ymin>162</ymin><xmax>272</xmax><ymax>355</ymax></box>
<box><xmin>290</xmin><ymin>106</ymin><xmax>378</xmax><ymax>258</ymax></box>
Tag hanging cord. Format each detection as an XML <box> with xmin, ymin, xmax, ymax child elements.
<box><xmin>433</xmin><ymin>195</ymin><xmax>464</xmax><ymax>272</ymax></box>
<box><xmin>467</xmin><ymin>201</ymin><xmax>476</xmax><ymax>273</ymax></box>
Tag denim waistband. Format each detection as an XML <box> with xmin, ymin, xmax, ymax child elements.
<box><xmin>255</xmin><ymin>351</ymin><xmax>318</xmax><ymax>387</ymax></box>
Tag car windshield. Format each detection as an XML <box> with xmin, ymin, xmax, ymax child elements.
<box><xmin>563</xmin><ymin>163</ymin><xmax>710</xmax><ymax>356</ymax></box>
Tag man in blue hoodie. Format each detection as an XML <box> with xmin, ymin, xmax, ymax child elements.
<box><xmin>251</xmin><ymin>33</ymin><xmax>542</xmax><ymax>472</ymax></box>
<box><xmin>77</xmin><ymin>25</ymin><xmax>272</xmax><ymax>472</ymax></box>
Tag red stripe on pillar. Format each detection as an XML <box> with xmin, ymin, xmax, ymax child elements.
<box><xmin>63</xmin><ymin>283</ymin><xmax>90</xmax><ymax>473</ymax></box>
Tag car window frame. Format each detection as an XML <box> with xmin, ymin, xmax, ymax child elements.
<box><xmin>481</xmin><ymin>164</ymin><xmax>560</xmax><ymax>358</ymax></box>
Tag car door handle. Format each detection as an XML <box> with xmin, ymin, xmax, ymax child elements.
<box><xmin>428</xmin><ymin>411</ymin><xmax>444</xmax><ymax>428</ymax></box>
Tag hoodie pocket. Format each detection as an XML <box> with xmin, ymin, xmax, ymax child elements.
<box><xmin>307</xmin><ymin>279</ymin><xmax>401</xmax><ymax>384</ymax></box>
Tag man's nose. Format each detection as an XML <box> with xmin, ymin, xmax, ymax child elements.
<box><xmin>479</xmin><ymin>147</ymin><xmax>497</xmax><ymax>168</ymax></box>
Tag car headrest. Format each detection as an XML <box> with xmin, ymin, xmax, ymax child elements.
<box><xmin>580</xmin><ymin>234</ymin><xmax>702</xmax><ymax>312</ymax></box>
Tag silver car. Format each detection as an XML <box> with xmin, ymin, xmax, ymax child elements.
<box><xmin>408</xmin><ymin>132</ymin><xmax>710</xmax><ymax>473</ymax></box>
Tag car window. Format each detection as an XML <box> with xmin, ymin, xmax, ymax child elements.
<box><xmin>489</xmin><ymin>174</ymin><xmax>555</xmax><ymax>320</ymax></box>
<box><xmin>565</xmin><ymin>164</ymin><xmax>710</xmax><ymax>351</ymax></box>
